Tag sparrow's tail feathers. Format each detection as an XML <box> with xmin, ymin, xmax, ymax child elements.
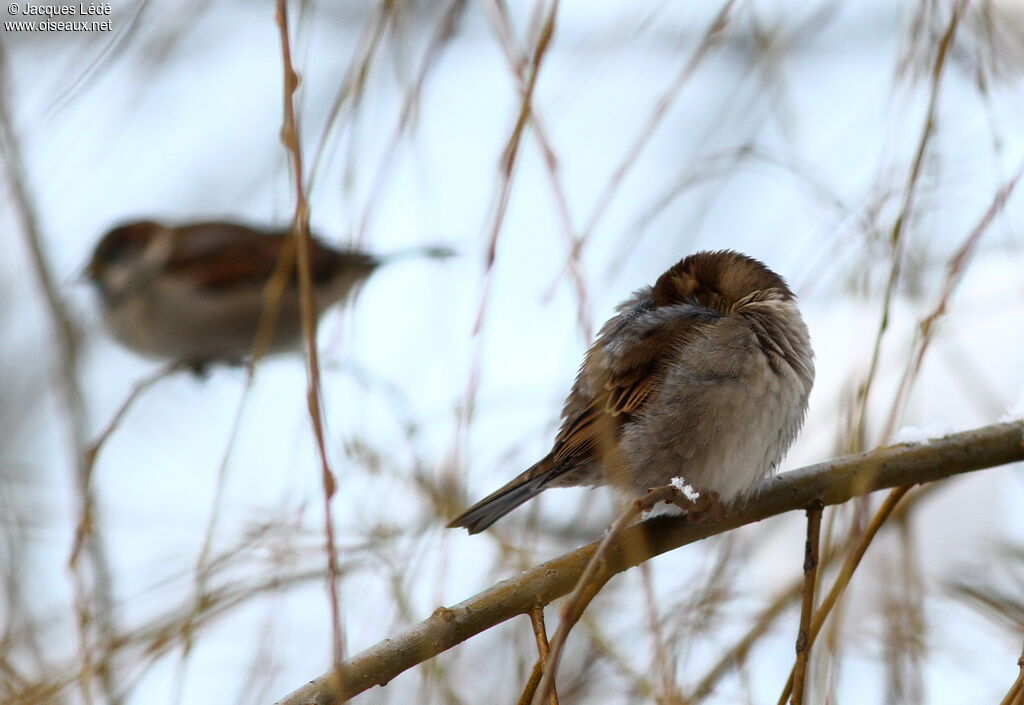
<box><xmin>379</xmin><ymin>244</ymin><xmax>457</xmax><ymax>264</ymax></box>
<box><xmin>447</xmin><ymin>455</ymin><xmax>556</xmax><ymax>534</ymax></box>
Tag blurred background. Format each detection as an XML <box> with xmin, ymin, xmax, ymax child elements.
<box><xmin>2</xmin><ymin>0</ymin><xmax>1024</xmax><ymax>703</ymax></box>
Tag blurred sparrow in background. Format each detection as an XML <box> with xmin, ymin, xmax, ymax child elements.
<box><xmin>449</xmin><ymin>250</ymin><xmax>814</xmax><ymax>533</ymax></box>
<box><xmin>87</xmin><ymin>219</ymin><xmax>453</xmax><ymax>368</ymax></box>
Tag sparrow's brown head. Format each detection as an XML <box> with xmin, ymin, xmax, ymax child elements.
<box><xmin>87</xmin><ymin>221</ymin><xmax>162</xmax><ymax>281</ymax></box>
<box><xmin>651</xmin><ymin>249</ymin><xmax>794</xmax><ymax>311</ymax></box>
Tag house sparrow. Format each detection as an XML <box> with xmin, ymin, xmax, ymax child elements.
<box><xmin>86</xmin><ymin>219</ymin><xmax>453</xmax><ymax>367</ymax></box>
<box><xmin>448</xmin><ymin>250</ymin><xmax>814</xmax><ymax>534</ymax></box>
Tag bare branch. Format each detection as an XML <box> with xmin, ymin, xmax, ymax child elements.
<box><xmin>273</xmin><ymin>421</ymin><xmax>1024</xmax><ymax>705</ymax></box>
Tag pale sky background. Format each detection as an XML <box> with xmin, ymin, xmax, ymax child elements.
<box><xmin>2</xmin><ymin>1</ymin><xmax>1024</xmax><ymax>704</ymax></box>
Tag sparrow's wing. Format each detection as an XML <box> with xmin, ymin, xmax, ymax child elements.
<box><xmin>551</xmin><ymin>298</ymin><xmax>717</xmax><ymax>468</ymax></box>
<box><xmin>448</xmin><ymin>297</ymin><xmax>718</xmax><ymax>534</ymax></box>
<box><xmin>166</xmin><ymin>222</ymin><xmax>367</xmax><ymax>290</ymax></box>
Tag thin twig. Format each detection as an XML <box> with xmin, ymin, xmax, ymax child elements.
<box><xmin>777</xmin><ymin>486</ymin><xmax>913</xmax><ymax>704</ymax></box>
<box><xmin>307</xmin><ymin>2</ymin><xmax>394</xmax><ymax>190</ymax></box>
<box><xmin>485</xmin><ymin>0</ymin><xmax>591</xmax><ymax>339</ymax></box>
<box><xmin>532</xmin><ymin>502</ymin><xmax>642</xmax><ymax>705</ymax></box>
<box><xmin>480</xmin><ymin>0</ymin><xmax>559</xmax><ymax>281</ymax></box>
<box><xmin>10</xmin><ymin>546</ymin><xmax>345</xmax><ymax>705</ymax></box>
<box><xmin>580</xmin><ymin>614</ymin><xmax>660</xmax><ymax>701</ymax></box>
<box><xmin>853</xmin><ymin>0</ymin><xmax>967</xmax><ymax>451</ymax></box>
<box><xmin>275</xmin><ymin>0</ymin><xmax>346</xmax><ymax>677</ymax></box>
<box><xmin>82</xmin><ymin>361</ymin><xmax>183</xmax><ymax>478</ymax></box>
<box><xmin>997</xmin><ymin>642</ymin><xmax>1024</xmax><ymax>705</ymax></box>
<box><xmin>639</xmin><ymin>562</ymin><xmax>678</xmax><ymax>703</ymax></box>
<box><xmin>789</xmin><ymin>503</ymin><xmax>823</xmax><ymax>705</ymax></box>
<box><xmin>686</xmin><ymin>480</ymin><xmax>944</xmax><ymax>702</ymax></box>
<box><xmin>686</xmin><ymin>557</ymin><xmax>801</xmax><ymax>703</ymax></box>
<box><xmin>558</xmin><ymin>0</ymin><xmax>735</xmax><ymax>274</ymax></box>
<box><xmin>172</xmin><ymin>380</ymin><xmax>255</xmax><ymax>705</ymax></box>
<box><xmin>83</xmin><ymin>360</ymin><xmax>190</xmax><ymax>705</ymax></box>
<box><xmin>0</xmin><ymin>40</ymin><xmax>120</xmax><ymax>705</ymax></box>
<box><xmin>880</xmin><ymin>154</ymin><xmax>1024</xmax><ymax>441</ymax></box>
<box><xmin>518</xmin><ymin>607</ymin><xmax>558</xmax><ymax>705</ymax></box>
<box><xmin>355</xmin><ymin>0</ymin><xmax>467</xmax><ymax>244</ymax></box>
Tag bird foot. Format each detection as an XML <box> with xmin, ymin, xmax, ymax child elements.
<box><xmin>185</xmin><ymin>360</ymin><xmax>213</xmax><ymax>378</ymax></box>
<box><xmin>634</xmin><ymin>485</ymin><xmax>726</xmax><ymax>524</ymax></box>
<box><xmin>183</xmin><ymin>356</ymin><xmax>246</xmax><ymax>378</ymax></box>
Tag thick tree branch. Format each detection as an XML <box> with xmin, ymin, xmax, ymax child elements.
<box><xmin>273</xmin><ymin>421</ymin><xmax>1024</xmax><ymax>705</ymax></box>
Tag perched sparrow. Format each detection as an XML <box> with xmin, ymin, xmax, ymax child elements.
<box><xmin>87</xmin><ymin>219</ymin><xmax>453</xmax><ymax>366</ymax></box>
<box><xmin>449</xmin><ymin>250</ymin><xmax>814</xmax><ymax>533</ymax></box>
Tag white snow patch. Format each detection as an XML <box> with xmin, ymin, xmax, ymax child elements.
<box><xmin>670</xmin><ymin>477</ymin><xmax>701</xmax><ymax>501</ymax></box>
<box><xmin>893</xmin><ymin>419</ymin><xmax>955</xmax><ymax>444</ymax></box>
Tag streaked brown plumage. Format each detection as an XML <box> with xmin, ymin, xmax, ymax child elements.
<box><xmin>448</xmin><ymin>250</ymin><xmax>814</xmax><ymax>534</ymax></box>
